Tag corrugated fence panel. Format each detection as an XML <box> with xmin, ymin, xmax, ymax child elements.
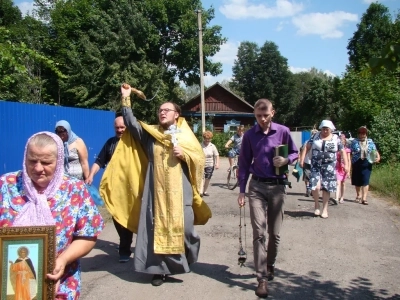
<box><xmin>0</xmin><ymin>101</ymin><xmax>115</xmax><ymax>188</ymax></box>
<box><xmin>289</xmin><ymin>131</ymin><xmax>302</xmax><ymax>152</ymax></box>
<box><xmin>302</xmin><ymin>131</ymin><xmax>311</xmax><ymax>145</ymax></box>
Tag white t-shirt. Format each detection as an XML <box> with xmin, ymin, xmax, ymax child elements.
<box><xmin>202</xmin><ymin>142</ymin><xmax>219</xmax><ymax>167</ymax></box>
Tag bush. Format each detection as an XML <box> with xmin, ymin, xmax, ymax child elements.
<box><xmin>371</xmin><ymin>97</ymin><xmax>400</xmax><ymax>164</ymax></box>
<box><xmin>195</xmin><ymin>130</ymin><xmax>232</xmax><ymax>157</ymax></box>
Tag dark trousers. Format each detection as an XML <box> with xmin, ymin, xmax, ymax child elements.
<box><xmin>112</xmin><ymin>218</ymin><xmax>134</xmax><ymax>256</ymax></box>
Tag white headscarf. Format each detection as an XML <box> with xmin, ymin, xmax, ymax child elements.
<box><xmin>318</xmin><ymin>120</ymin><xmax>335</xmax><ymax>131</ymax></box>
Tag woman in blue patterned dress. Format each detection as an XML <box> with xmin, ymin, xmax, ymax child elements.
<box><xmin>300</xmin><ymin>120</ymin><xmax>349</xmax><ymax>219</ymax></box>
<box><xmin>350</xmin><ymin>126</ymin><xmax>380</xmax><ymax>205</ymax></box>
<box><xmin>0</xmin><ymin>131</ymin><xmax>104</xmax><ymax>300</ymax></box>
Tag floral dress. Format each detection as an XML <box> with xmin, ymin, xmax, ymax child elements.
<box><xmin>0</xmin><ymin>171</ymin><xmax>105</xmax><ymax>300</ymax></box>
<box><xmin>308</xmin><ymin>132</ymin><xmax>343</xmax><ymax>192</ymax></box>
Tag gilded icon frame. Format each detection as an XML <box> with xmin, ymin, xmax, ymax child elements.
<box><xmin>0</xmin><ymin>226</ymin><xmax>56</xmax><ymax>300</ymax></box>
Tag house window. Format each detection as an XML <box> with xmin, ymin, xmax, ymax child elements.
<box><xmin>193</xmin><ymin>122</ymin><xmax>213</xmax><ymax>133</ymax></box>
<box><xmin>224</xmin><ymin>119</ymin><xmax>241</xmax><ymax>133</ymax></box>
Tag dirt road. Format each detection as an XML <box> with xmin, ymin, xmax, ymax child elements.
<box><xmin>80</xmin><ymin>158</ymin><xmax>400</xmax><ymax>299</ymax></box>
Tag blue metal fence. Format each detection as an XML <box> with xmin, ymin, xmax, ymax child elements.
<box><xmin>0</xmin><ymin>101</ymin><xmax>115</xmax><ymax>188</ymax></box>
<box><xmin>302</xmin><ymin>131</ymin><xmax>311</xmax><ymax>145</ymax></box>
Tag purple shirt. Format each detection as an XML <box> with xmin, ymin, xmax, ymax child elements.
<box><xmin>238</xmin><ymin>122</ymin><xmax>299</xmax><ymax>193</ymax></box>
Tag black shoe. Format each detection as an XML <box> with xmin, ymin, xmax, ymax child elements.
<box><xmin>305</xmin><ymin>190</ymin><xmax>310</xmax><ymax>197</ymax></box>
<box><xmin>255</xmin><ymin>279</ymin><xmax>268</xmax><ymax>298</ymax></box>
<box><xmin>119</xmin><ymin>255</ymin><xmax>130</xmax><ymax>263</ymax></box>
<box><xmin>151</xmin><ymin>274</ymin><xmax>166</xmax><ymax>286</ymax></box>
<box><xmin>267</xmin><ymin>265</ymin><xmax>275</xmax><ymax>281</ymax></box>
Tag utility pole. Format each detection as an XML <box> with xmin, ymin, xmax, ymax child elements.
<box><xmin>196</xmin><ymin>10</ymin><xmax>206</xmax><ymax>133</ymax></box>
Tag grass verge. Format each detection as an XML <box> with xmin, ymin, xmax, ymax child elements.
<box><xmin>370</xmin><ymin>163</ymin><xmax>400</xmax><ymax>205</ymax></box>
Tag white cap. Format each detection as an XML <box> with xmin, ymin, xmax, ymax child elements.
<box><xmin>318</xmin><ymin>120</ymin><xmax>335</xmax><ymax>130</ymax></box>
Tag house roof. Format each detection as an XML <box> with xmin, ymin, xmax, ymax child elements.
<box><xmin>182</xmin><ymin>82</ymin><xmax>254</xmax><ymax>110</ymax></box>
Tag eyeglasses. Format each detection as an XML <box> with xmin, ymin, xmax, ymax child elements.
<box><xmin>55</xmin><ymin>129</ymin><xmax>67</xmax><ymax>134</ymax></box>
<box><xmin>158</xmin><ymin>108</ymin><xmax>176</xmax><ymax>114</ymax></box>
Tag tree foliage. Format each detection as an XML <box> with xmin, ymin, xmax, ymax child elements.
<box><xmin>21</xmin><ymin>0</ymin><xmax>226</xmax><ymax>122</ymax></box>
<box><xmin>371</xmin><ymin>99</ymin><xmax>400</xmax><ymax>164</ymax></box>
<box><xmin>230</xmin><ymin>41</ymin><xmax>294</xmax><ymax>124</ymax></box>
<box><xmin>0</xmin><ymin>0</ymin><xmax>22</xmax><ymax>27</ymax></box>
<box><xmin>347</xmin><ymin>3</ymin><xmax>395</xmax><ymax>72</ymax></box>
<box><xmin>230</xmin><ymin>41</ymin><xmax>259</xmax><ymax>104</ymax></box>
<box><xmin>338</xmin><ymin>70</ymin><xmax>400</xmax><ymax>133</ymax></box>
<box><xmin>0</xmin><ymin>27</ymin><xmax>65</xmax><ymax>102</ymax></box>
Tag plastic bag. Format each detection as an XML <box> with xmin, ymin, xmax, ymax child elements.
<box><xmin>86</xmin><ymin>184</ymin><xmax>105</xmax><ymax>207</ymax></box>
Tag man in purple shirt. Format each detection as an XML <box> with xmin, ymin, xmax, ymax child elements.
<box><xmin>237</xmin><ymin>99</ymin><xmax>298</xmax><ymax>298</ymax></box>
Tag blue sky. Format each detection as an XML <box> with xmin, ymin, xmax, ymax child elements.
<box><xmin>201</xmin><ymin>0</ymin><xmax>399</xmax><ymax>85</ymax></box>
<box><xmin>14</xmin><ymin>0</ymin><xmax>400</xmax><ymax>86</ymax></box>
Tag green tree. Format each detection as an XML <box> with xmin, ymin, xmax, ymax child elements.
<box><xmin>290</xmin><ymin>69</ymin><xmax>340</xmax><ymax>127</ymax></box>
<box><xmin>255</xmin><ymin>41</ymin><xmax>292</xmax><ymax>115</ymax></box>
<box><xmin>231</xmin><ymin>41</ymin><xmax>295</xmax><ymax>125</ymax></box>
<box><xmin>367</xmin><ymin>11</ymin><xmax>400</xmax><ymax>74</ymax></box>
<box><xmin>338</xmin><ymin>70</ymin><xmax>399</xmax><ymax>133</ymax></box>
<box><xmin>182</xmin><ymin>84</ymin><xmax>201</xmax><ymax>102</ymax></box>
<box><xmin>294</xmin><ymin>77</ymin><xmax>337</xmax><ymax>127</ymax></box>
<box><xmin>0</xmin><ymin>0</ymin><xmax>22</xmax><ymax>26</ymax></box>
<box><xmin>347</xmin><ymin>2</ymin><xmax>395</xmax><ymax>72</ymax></box>
<box><xmin>230</xmin><ymin>41</ymin><xmax>259</xmax><ymax>104</ymax></box>
<box><xmin>0</xmin><ymin>27</ymin><xmax>65</xmax><ymax>102</ymax></box>
<box><xmin>371</xmin><ymin>100</ymin><xmax>400</xmax><ymax>164</ymax></box>
<box><xmin>38</xmin><ymin>0</ymin><xmax>226</xmax><ymax>117</ymax></box>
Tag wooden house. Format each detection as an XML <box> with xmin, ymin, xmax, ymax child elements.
<box><xmin>181</xmin><ymin>82</ymin><xmax>255</xmax><ymax>132</ymax></box>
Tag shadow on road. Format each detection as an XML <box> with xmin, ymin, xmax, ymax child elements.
<box><xmin>191</xmin><ymin>262</ymin><xmax>256</xmax><ymax>291</ymax></box>
<box><xmin>269</xmin><ymin>269</ymin><xmax>400</xmax><ymax>300</ymax></box>
<box><xmin>284</xmin><ymin>210</ymin><xmax>315</xmax><ymax>218</ymax></box>
<box><xmin>82</xmin><ymin>239</ymin><xmax>400</xmax><ymax>299</ymax></box>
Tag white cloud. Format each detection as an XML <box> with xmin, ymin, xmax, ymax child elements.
<box><xmin>204</xmin><ymin>41</ymin><xmax>240</xmax><ymax>85</ymax></box>
<box><xmin>210</xmin><ymin>41</ymin><xmax>240</xmax><ymax>66</ymax></box>
<box><xmin>289</xmin><ymin>66</ymin><xmax>310</xmax><ymax>73</ymax></box>
<box><xmin>289</xmin><ymin>66</ymin><xmax>337</xmax><ymax>77</ymax></box>
<box><xmin>276</xmin><ymin>21</ymin><xmax>288</xmax><ymax>31</ymax></box>
<box><xmin>204</xmin><ymin>73</ymin><xmax>233</xmax><ymax>86</ymax></box>
<box><xmin>323</xmin><ymin>70</ymin><xmax>337</xmax><ymax>77</ymax></box>
<box><xmin>17</xmin><ymin>1</ymin><xmax>34</xmax><ymax>16</ymax></box>
<box><xmin>219</xmin><ymin>0</ymin><xmax>304</xmax><ymax>20</ymax></box>
<box><xmin>292</xmin><ymin>11</ymin><xmax>358</xmax><ymax>39</ymax></box>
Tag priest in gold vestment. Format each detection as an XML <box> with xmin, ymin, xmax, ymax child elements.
<box><xmin>100</xmin><ymin>84</ymin><xmax>211</xmax><ymax>286</ymax></box>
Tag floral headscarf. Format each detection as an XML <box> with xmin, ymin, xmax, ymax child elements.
<box><xmin>13</xmin><ymin>132</ymin><xmax>64</xmax><ymax>226</ymax></box>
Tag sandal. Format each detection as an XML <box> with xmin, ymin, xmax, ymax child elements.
<box><xmin>361</xmin><ymin>200</ymin><xmax>368</xmax><ymax>205</ymax></box>
<box><xmin>355</xmin><ymin>197</ymin><xmax>361</xmax><ymax>203</ymax></box>
<box><xmin>339</xmin><ymin>198</ymin><xmax>344</xmax><ymax>204</ymax></box>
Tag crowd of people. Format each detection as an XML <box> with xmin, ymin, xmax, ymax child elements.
<box><xmin>0</xmin><ymin>82</ymin><xmax>381</xmax><ymax>299</ymax></box>
<box><xmin>299</xmin><ymin>121</ymin><xmax>380</xmax><ymax>217</ymax></box>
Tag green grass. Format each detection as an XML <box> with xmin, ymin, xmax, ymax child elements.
<box><xmin>370</xmin><ymin>163</ymin><xmax>400</xmax><ymax>204</ymax></box>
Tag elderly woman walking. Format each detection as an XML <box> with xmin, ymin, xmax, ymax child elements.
<box><xmin>0</xmin><ymin>131</ymin><xmax>104</xmax><ymax>299</ymax></box>
<box><xmin>350</xmin><ymin>126</ymin><xmax>380</xmax><ymax>205</ymax></box>
<box><xmin>201</xmin><ymin>130</ymin><xmax>220</xmax><ymax>196</ymax></box>
<box><xmin>300</xmin><ymin>120</ymin><xmax>349</xmax><ymax>218</ymax></box>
